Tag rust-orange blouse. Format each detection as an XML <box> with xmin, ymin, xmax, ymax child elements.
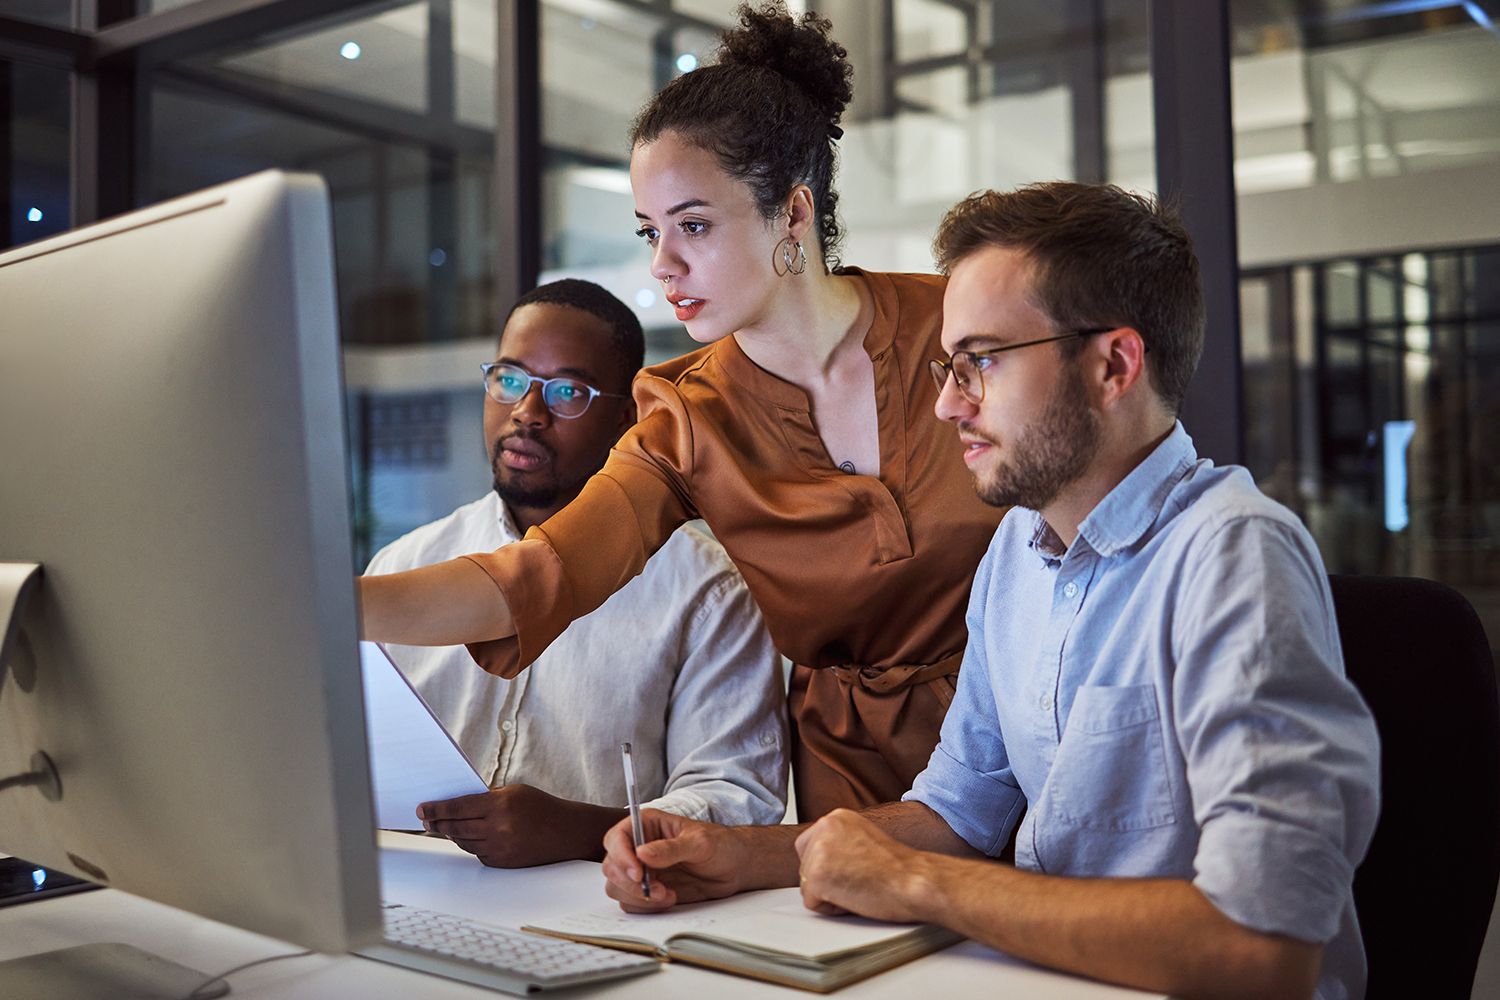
<box><xmin>463</xmin><ymin>270</ymin><xmax>1005</xmax><ymax>817</ymax></box>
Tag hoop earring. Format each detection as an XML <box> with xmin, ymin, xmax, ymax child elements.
<box><xmin>778</xmin><ymin>239</ymin><xmax>807</xmax><ymax>276</ymax></box>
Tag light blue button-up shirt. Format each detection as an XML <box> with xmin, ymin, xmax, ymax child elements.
<box><xmin>907</xmin><ymin>423</ymin><xmax>1380</xmax><ymax>1000</ymax></box>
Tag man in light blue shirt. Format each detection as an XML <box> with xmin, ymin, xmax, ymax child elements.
<box><xmin>601</xmin><ymin>183</ymin><xmax>1381</xmax><ymax>1000</ymax></box>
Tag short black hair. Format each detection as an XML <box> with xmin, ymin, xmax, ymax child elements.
<box><xmin>502</xmin><ymin>279</ymin><xmax>645</xmax><ymax>389</ymax></box>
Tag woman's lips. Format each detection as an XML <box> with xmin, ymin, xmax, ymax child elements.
<box><xmin>667</xmin><ymin>294</ymin><xmax>706</xmax><ymax>322</ymax></box>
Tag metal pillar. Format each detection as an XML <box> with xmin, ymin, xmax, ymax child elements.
<box><xmin>1151</xmin><ymin>0</ymin><xmax>1244</xmax><ymax>465</ymax></box>
<box><xmin>427</xmin><ymin>0</ymin><xmax>456</xmax><ymax>341</ymax></box>
<box><xmin>494</xmin><ymin>0</ymin><xmax>540</xmax><ymax>310</ymax></box>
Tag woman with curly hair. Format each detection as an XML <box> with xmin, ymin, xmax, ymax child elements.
<box><xmin>361</xmin><ymin>3</ymin><xmax>1004</xmax><ymax>820</ymax></box>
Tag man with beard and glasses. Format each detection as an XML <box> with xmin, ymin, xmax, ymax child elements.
<box><xmin>600</xmin><ymin>185</ymin><xmax>1381</xmax><ymax>1000</ymax></box>
<box><xmin>364</xmin><ymin>278</ymin><xmax>786</xmax><ymax>868</ymax></box>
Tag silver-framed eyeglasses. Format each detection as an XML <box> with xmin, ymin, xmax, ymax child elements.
<box><xmin>480</xmin><ymin>361</ymin><xmax>628</xmax><ymax>419</ymax></box>
<box><xmin>929</xmin><ymin>327</ymin><xmax>1116</xmax><ymax>405</ymax></box>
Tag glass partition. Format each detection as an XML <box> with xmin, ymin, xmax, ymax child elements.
<box><xmin>2</xmin><ymin>60</ymin><xmax>69</xmax><ymax>249</ymax></box>
<box><xmin>1233</xmin><ymin>0</ymin><xmax>1500</xmax><ymax>657</ymax></box>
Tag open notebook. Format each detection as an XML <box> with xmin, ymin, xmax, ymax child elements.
<box><xmin>524</xmin><ymin>887</ymin><xmax>961</xmax><ymax>993</ymax></box>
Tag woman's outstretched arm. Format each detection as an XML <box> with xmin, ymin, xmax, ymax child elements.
<box><xmin>358</xmin><ymin>557</ymin><xmax>513</xmax><ymax>645</ymax></box>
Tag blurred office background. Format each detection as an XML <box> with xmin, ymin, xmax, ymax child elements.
<box><xmin>3</xmin><ymin>6</ymin><xmax>1498</xmax><ymax>972</ymax></box>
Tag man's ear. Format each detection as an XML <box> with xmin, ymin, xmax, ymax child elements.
<box><xmin>1098</xmin><ymin>326</ymin><xmax>1149</xmax><ymax>407</ymax></box>
<box><xmin>614</xmin><ymin>396</ymin><xmax>637</xmax><ymax>438</ymax></box>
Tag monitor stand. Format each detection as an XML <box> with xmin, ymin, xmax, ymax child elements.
<box><xmin>1</xmin><ymin>564</ymin><xmax>224</xmax><ymax>998</ymax></box>
<box><xmin>0</xmin><ymin>562</ymin><xmax>43</xmax><ymax>691</ymax></box>
<box><xmin>0</xmin><ymin>943</ymin><xmax>226</xmax><ymax>999</ymax></box>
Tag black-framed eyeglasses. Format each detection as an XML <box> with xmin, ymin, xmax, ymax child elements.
<box><xmin>929</xmin><ymin>327</ymin><xmax>1117</xmax><ymax>405</ymax></box>
<box><xmin>480</xmin><ymin>362</ymin><xmax>628</xmax><ymax>419</ymax></box>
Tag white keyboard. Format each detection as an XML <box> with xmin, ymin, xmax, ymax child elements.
<box><xmin>356</xmin><ymin>901</ymin><xmax>660</xmax><ymax>995</ymax></box>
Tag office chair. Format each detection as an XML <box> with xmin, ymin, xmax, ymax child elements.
<box><xmin>1329</xmin><ymin>574</ymin><xmax>1500</xmax><ymax>1000</ymax></box>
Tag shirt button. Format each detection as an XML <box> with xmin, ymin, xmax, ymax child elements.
<box><xmin>500</xmin><ymin>720</ymin><xmax>514</xmax><ymax>733</ymax></box>
<box><xmin>1040</xmin><ymin>694</ymin><xmax>1054</xmax><ymax>712</ymax></box>
<box><xmin>1063</xmin><ymin>581</ymin><xmax>1079</xmax><ymax>599</ymax></box>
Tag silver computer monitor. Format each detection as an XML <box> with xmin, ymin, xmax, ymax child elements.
<box><xmin>0</xmin><ymin>171</ymin><xmax>380</xmax><ymax>958</ymax></box>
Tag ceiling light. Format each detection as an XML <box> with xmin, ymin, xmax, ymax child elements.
<box><xmin>676</xmin><ymin>53</ymin><xmax>698</xmax><ymax>74</ymax></box>
<box><xmin>27</xmin><ymin>208</ymin><xmax>43</xmax><ymax>223</ymax></box>
<box><xmin>340</xmin><ymin>41</ymin><xmax>362</xmax><ymax>60</ymax></box>
<box><xmin>635</xmin><ymin>289</ymin><xmax>656</xmax><ymax>309</ymax></box>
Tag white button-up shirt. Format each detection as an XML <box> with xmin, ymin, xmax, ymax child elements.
<box><xmin>365</xmin><ymin>492</ymin><xmax>788</xmax><ymax>824</ymax></box>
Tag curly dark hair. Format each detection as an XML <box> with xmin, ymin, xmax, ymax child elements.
<box><xmin>629</xmin><ymin>2</ymin><xmax>854</xmax><ymax>271</ymax></box>
<box><xmin>503</xmin><ymin>279</ymin><xmax>645</xmax><ymax>389</ymax></box>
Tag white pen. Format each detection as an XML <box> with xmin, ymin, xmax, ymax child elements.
<box><xmin>620</xmin><ymin>741</ymin><xmax>652</xmax><ymax>899</ymax></box>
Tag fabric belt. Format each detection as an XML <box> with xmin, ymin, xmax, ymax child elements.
<box><xmin>825</xmin><ymin>650</ymin><xmax>963</xmax><ymax>694</ymax></box>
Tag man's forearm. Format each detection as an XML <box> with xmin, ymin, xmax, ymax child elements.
<box><xmin>863</xmin><ymin>800</ymin><xmax>985</xmax><ymax>857</ymax></box>
<box><xmin>909</xmin><ymin>859</ymin><xmax>1320</xmax><ymax>1000</ymax></box>
<box><xmin>359</xmin><ymin>557</ymin><xmax>513</xmax><ymax>645</ymax></box>
<box><xmin>557</xmin><ymin>801</ymin><xmax>628</xmax><ymax>863</ymax></box>
<box><xmin>727</xmin><ymin>801</ymin><xmax>973</xmax><ymax>893</ymax></box>
<box><xmin>722</xmin><ymin>823</ymin><xmax>805</xmax><ymax>890</ymax></box>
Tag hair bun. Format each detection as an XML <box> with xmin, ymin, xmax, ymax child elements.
<box><xmin>718</xmin><ymin>3</ymin><xmax>854</xmax><ymax>129</ymax></box>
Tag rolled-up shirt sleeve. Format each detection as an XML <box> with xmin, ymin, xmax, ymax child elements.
<box><xmin>1173</xmin><ymin>514</ymin><xmax>1381</xmax><ymax>943</ymax></box>
<box><xmin>462</xmin><ymin>376</ymin><xmax>698</xmax><ymax>677</ymax></box>
<box><xmin>642</xmin><ymin>570</ymin><xmax>788</xmax><ymax>825</ymax></box>
<box><xmin>905</xmin><ymin>547</ymin><xmax>1027</xmax><ymax>856</ymax></box>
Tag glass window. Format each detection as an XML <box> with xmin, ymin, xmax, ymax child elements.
<box><xmin>0</xmin><ymin>1</ymin><xmax>71</xmax><ymax>28</ymax></box>
<box><xmin>138</xmin><ymin>1</ymin><xmax>497</xmax><ymax>562</ymax></box>
<box><xmin>3</xmin><ymin>60</ymin><xmax>70</xmax><ymax>250</ymax></box>
<box><xmin>1231</xmin><ymin>2</ymin><xmax>1500</xmax><ymax>195</ymax></box>
<box><xmin>1234</xmin><ymin>2</ymin><xmax>1500</xmax><ymax>657</ymax></box>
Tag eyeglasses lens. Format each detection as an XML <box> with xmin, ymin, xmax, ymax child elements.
<box><xmin>488</xmin><ymin>367</ymin><xmax>528</xmax><ymax>402</ymax></box>
<box><xmin>953</xmin><ymin>354</ymin><xmax>982</xmax><ymax>403</ymax></box>
<box><xmin>542</xmin><ymin>381</ymin><xmax>589</xmax><ymax>418</ymax></box>
<box><xmin>930</xmin><ymin>355</ymin><xmax>983</xmax><ymax>404</ymax></box>
<box><xmin>485</xmin><ymin>364</ymin><xmax>593</xmax><ymax>418</ymax></box>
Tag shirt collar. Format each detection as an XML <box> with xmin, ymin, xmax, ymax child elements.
<box><xmin>491</xmin><ymin>491</ymin><xmax>524</xmax><ymax>543</ymax></box>
<box><xmin>1023</xmin><ymin>422</ymin><xmax>1197</xmax><ymax>563</ymax></box>
<box><xmin>1075</xmin><ymin>422</ymin><xmax>1197</xmax><ymax>557</ymax></box>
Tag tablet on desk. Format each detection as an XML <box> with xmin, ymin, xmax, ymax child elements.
<box><xmin>0</xmin><ymin>856</ymin><xmax>101</xmax><ymax>908</ymax></box>
<box><xmin>361</xmin><ymin>641</ymin><xmax>489</xmax><ymax>831</ymax></box>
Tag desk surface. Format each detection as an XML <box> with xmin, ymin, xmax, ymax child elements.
<box><xmin>0</xmin><ymin>834</ymin><xmax>1163</xmax><ymax>999</ymax></box>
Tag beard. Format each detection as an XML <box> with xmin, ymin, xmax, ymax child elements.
<box><xmin>970</xmin><ymin>360</ymin><xmax>1101</xmax><ymax>511</ymax></box>
<box><xmin>491</xmin><ymin>432</ymin><xmax>560</xmax><ymax>510</ymax></box>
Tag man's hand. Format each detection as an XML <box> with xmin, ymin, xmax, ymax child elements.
<box><xmin>794</xmin><ymin>809</ymin><xmax>938</xmax><ymax>923</ymax></box>
<box><xmin>601</xmin><ymin>809</ymin><xmax>765</xmax><ymax>912</ymax></box>
<box><xmin>418</xmin><ymin>785</ymin><xmax>624</xmax><ymax>869</ymax></box>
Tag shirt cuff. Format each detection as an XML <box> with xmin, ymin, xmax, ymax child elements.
<box><xmin>904</xmin><ymin>744</ymin><xmax>1025</xmax><ymax>857</ymax></box>
<box><xmin>640</xmin><ymin>790</ymin><xmax>713</xmax><ymax>823</ymax></box>
<box><xmin>1194</xmin><ymin>809</ymin><xmax>1353</xmax><ymax>943</ymax></box>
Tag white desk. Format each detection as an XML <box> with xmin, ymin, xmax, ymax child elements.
<box><xmin>0</xmin><ymin>833</ymin><xmax>1163</xmax><ymax>999</ymax></box>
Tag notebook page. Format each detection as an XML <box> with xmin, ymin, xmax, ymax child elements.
<box><xmin>532</xmin><ymin>887</ymin><xmax>928</xmax><ymax>960</ymax></box>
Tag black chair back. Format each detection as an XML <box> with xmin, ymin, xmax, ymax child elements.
<box><xmin>1330</xmin><ymin>574</ymin><xmax>1500</xmax><ymax>1000</ymax></box>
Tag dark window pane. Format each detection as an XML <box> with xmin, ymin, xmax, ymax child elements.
<box><xmin>4</xmin><ymin>60</ymin><xmax>70</xmax><ymax>250</ymax></box>
<box><xmin>0</xmin><ymin>2</ymin><xmax>71</xmax><ymax>28</ymax></box>
<box><xmin>1324</xmin><ymin>262</ymin><xmax>1361</xmax><ymax>327</ymax></box>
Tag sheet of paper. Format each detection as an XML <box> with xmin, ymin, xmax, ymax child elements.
<box><xmin>360</xmin><ymin>640</ymin><xmax>487</xmax><ymax>830</ymax></box>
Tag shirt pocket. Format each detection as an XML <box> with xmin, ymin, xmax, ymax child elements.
<box><xmin>1048</xmin><ymin>683</ymin><xmax>1177</xmax><ymax>832</ymax></box>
